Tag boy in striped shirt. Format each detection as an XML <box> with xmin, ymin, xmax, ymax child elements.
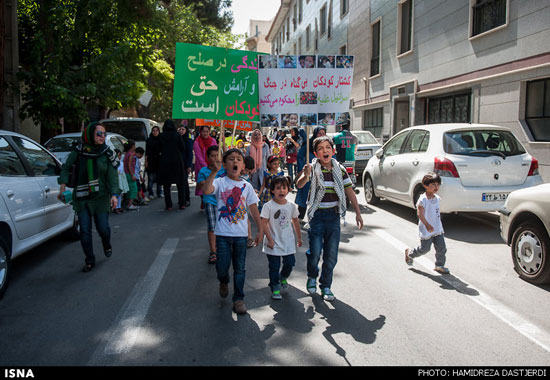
<box><xmin>296</xmin><ymin>136</ymin><xmax>363</xmax><ymax>301</ymax></box>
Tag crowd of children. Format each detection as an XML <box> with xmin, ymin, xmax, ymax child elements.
<box><xmin>111</xmin><ymin>125</ymin><xmax>449</xmax><ymax>316</ymax></box>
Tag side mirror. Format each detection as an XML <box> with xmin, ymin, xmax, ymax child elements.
<box><xmin>375</xmin><ymin>148</ymin><xmax>384</xmax><ymax>159</ymax></box>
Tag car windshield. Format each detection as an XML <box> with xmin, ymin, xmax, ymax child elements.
<box><xmin>45</xmin><ymin>137</ymin><xmax>82</xmax><ymax>152</ymax></box>
<box><xmin>443</xmin><ymin>130</ymin><xmax>526</xmax><ymax>157</ymax></box>
<box><xmin>101</xmin><ymin>121</ymin><xmax>147</xmax><ymax>141</ymax></box>
<box><xmin>355</xmin><ymin>132</ymin><xmax>379</xmax><ymax>144</ymax></box>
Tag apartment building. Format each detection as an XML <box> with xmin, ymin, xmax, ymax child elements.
<box><xmin>245</xmin><ymin>19</ymin><xmax>273</xmax><ymax>53</ymax></box>
<box><xmin>266</xmin><ymin>0</ymin><xmax>550</xmax><ymax>180</ymax></box>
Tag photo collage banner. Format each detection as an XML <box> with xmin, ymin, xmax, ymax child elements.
<box><xmin>258</xmin><ymin>54</ymin><xmax>354</xmax><ymax>129</ymax></box>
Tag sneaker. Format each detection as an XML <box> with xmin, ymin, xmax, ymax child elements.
<box><xmin>280</xmin><ymin>278</ymin><xmax>289</xmax><ymax>293</ymax></box>
<box><xmin>306</xmin><ymin>277</ymin><xmax>317</xmax><ymax>295</ymax></box>
<box><xmin>219</xmin><ymin>282</ymin><xmax>229</xmax><ymax>298</ymax></box>
<box><xmin>434</xmin><ymin>266</ymin><xmax>450</xmax><ymax>274</ymax></box>
<box><xmin>127</xmin><ymin>205</ymin><xmax>139</xmax><ymax>211</ymax></box>
<box><xmin>271</xmin><ymin>290</ymin><xmax>282</xmax><ymax>300</ymax></box>
<box><xmin>321</xmin><ymin>288</ymin><xmax>335</xmax><ymax>301</ymax></box>
<box><xmin>405</xmin><ymin>248</ymin><xmax>413</xmax><ymax>266</ymax></box>
<box><xmin>233</xmin><ymin>300</ymin><xmax>247</xmax><ymax>315</ymax></box>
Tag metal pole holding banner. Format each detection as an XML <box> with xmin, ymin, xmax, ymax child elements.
<box><xmin>231</xmin><ymin>120</ymin><xmax>238</xmax><ymax>148</ymax></box>
<box><xmin>306</xmin><ymin>125</ymin><xmax>310</xmax><ymax>165</ymax></box>
<box><xmin>219</xmin><ymin>120</ymin><xmax>225</xmax><ymax>160</ymax></box>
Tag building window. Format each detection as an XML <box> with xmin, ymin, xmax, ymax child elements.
<box><xmin>427</xmin><ymin>92</ymin><xmax>471</xmax><ymax>124</ymax></box>
<box><xmin>363</xmin><ymin>108</ymin><xmax>384</xmax><ymax>138</ymax></box>
<box><xmin>471</xmin><ymin>0</ymin><xmax>507</xmax><ymax>37</ymax></box>
<box><xmin>299</xmin><ymin>0</ymin><xmax>303</xmax><ymax>23</ymax></box>
<box><xmin>370</xmin><ymin>20</ymin><xmax>381</xmax><ymax>77</ymax></box>
<box><xmin>298</xmin><ymin>37</ymin><xmax>302</xmax><ymax>54</ymax></box>
<box><xmin>341</xmin><ymin>0</ymin><xmax>349</xmax><ymax>18</ymax></box>
<box><xmin>526</xmin><ymin>78</ymin><xmax>550</xmax><ymax>141</ymax></box>
<box><xmin>339</xmin><ymin>45</ymin><xmax>346</xmax><ymax>54</ymax></box>
<box><xmin>287</xmin><ymin>17</ymin><xmax>290</xmax><ymax>40</ymax></box>
<box><xmin>398</xmin><ymin>0</ymin><xmax>413</xmax><ymax>55</ymax></box>
<box><xmin>306</xmin><ymin>25</ymin><xmax>311</xmax><ymax>49</ymax></box>
<box><xmin>320</xmin><ymin>4</ymin><xmax>327</xmax><ymax>37</ymax></box>
<box><xmin>293</xmin><ymin>3</ymin><xmax>298</xmax><ymax>31</ymax></box>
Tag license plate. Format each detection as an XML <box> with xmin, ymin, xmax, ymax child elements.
<box><xmin>482</xmin><ymin>192</ymin><xmax>509</xmax><ymax>202</ymax></box>
<box><xmin>356</xmin><ymin>149</ymin><xmax>372</xmax><ymax>159</ymax></box>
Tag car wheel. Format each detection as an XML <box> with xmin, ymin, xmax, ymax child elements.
<box><xmin>364</xmin><ymin>175</ymin><xmax>379</xmax><ymax>205</ymax></box>
<box><xmin>511</xmin><ymin>221</ymin><xmax>550</xmax><ymax>284</ymax></box>
<box><xmin>0</xmin><ymin>236</ymin><xmax>10</xmax><ymax>300</ymax></box>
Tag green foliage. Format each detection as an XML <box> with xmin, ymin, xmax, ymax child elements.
<box><xmin>17</xmin><ymin>0</ymin><xmax>239</xmax><ymax>129</ymax></box>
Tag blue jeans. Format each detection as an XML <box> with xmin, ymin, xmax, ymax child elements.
<box><xmin>78</xmin><ymin>205</ymin><xmax>111</xmax><ymax>265</ymax></box>
<box><xmin>410</xmin><ymin>234</ymin><xmax>447</xmax><ymax>267</ymax></box>
<box><xmin>266</xmin><ymin>254</ymin><xmax>295</xmax><ymax>291</ymax></box>
<box><xmin>307</xmin><ymin>208</ymin><xmax>341</xmax><ymax>289</ymax></box>
<box><xmin>216</xmin><ymin>236</ymin><xmax>248</xmax><ymax>302</ymax></box>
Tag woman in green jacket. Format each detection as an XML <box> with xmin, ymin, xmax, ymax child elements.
<box><xmin>58</xmin><ymin>122</ymin><xmax>119</xmax><ymax>272</ymax></box>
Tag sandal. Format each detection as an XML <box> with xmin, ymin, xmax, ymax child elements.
<box><xmin>208</xmin><ymin>253</ymin><xmax>217</xmax><ymax>264</ymax></box>
<box><xmin>247</xmin><ymin>239</ymin><xmax>255</xmax><ymax>248</ymax></box>
<box><xmin>82</xmin><ymin>263</ymin><xmax>95</xmax><ymax>272</ymax></box>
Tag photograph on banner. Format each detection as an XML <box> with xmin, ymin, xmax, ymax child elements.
<box><xmin>258</xmin><ymin>54</ymin><xmax>354</xmax><ymax>130</ymax></box>
<box><xmin>172</xmin><ymin>42</ymin><xmax>263</xmax><ymax>122</ymax></box>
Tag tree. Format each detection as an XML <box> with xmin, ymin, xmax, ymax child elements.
<box><xmin>17</xmin><ymin>0</ymin><xmax>240</xmax><ymax>138</ymax></box>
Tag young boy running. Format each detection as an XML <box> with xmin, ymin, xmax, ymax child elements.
<box><xmin>405</xmin><ymin>172</ymin><xmax>449</xmax><ymax>274</ymax></box>
<box><xmin>261</xmin><ymin>176</ymin><xmax>302</xmax><ymax>300</ymax></box>
<box><xmin>202</xmin><ymin>148</ymin><xmax>263</xmax><ymax>315</ymax></box>
<box><xmin>296</xmin><ymin>136</ymin><xmax>363</xmax><ymax>301</ymax></box>
<box><xmin>197</xmin><ymin>145</ymin><xmax>226</xmax><ymax>264</ymax></box>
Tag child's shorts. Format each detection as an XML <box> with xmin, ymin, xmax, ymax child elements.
<box><xmin>205</xmin><ymin>203</ymin><xmax>217</xmax><ymax>232</ymax></box>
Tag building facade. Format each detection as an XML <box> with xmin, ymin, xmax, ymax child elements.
<box><xmin>245</xmin><ymin>19</ymin><xmax>273</xmax><ymax>53</ymax></box>
<box><xmin>351</xmin><ymin>0</ymin><xmax>550</xmax><ymax>180</ymax></box>
<box><xmin>267</xmin><ymin>0</ymin><xmax>550</xmax><ymax>180</ymax></box>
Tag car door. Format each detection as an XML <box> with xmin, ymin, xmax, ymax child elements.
<box><xmin>391</xmin><ymin>130</ymin><xmax>430</xmax><ymax>202</ymax></box>
<box><xmin>376</xmin><ymin>131</ymin><xmax>410</xmax><ymax>199</ymax></box>
<box><xmin>10</xmin><ymin>136</ymin><xmax>72</xmax><ymax>230</ymax></box>
<box><xmin>0</xmin><ymin>136</ymin><xmax>47</xmax><ymax>240</ymax></box>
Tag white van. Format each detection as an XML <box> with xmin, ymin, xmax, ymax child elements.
<box><xmin>99</xmin><ymin>118</ymin><xmax>162</xmax><ymax>150</ymax></box>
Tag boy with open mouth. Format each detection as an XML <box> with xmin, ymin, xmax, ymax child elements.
<box><xmin>296</xmin><ymin>136</ymin><xmax>364</xmax><ymax>301</ymax></box>
<box><xmin>202</xmin><ymin>148</ymin><xmax>262</xmax><ymax>315</ymax></box>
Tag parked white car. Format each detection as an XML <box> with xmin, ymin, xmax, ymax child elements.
<box><xmin>499</xmin><ymin>184</ymin><xmax>550</xmax><ymax>284</ymax></box>
<box><xmin>99</xmin><ymin>117</ymin><xmax>162</xmax><ymax>150</ymax></box>
<box><xmin>349</xmin><ymin>130</ymin><xmax>382</xmax><ymax>177</ymax></box>
<box><xmin>362</xmin><ymin>123</ymin><xmax>543</xmax><ymax>213</ymax></box>
<box><xmin>44</xmin><ymin>132</ymin><xmax>128</xmax><ymax>163</ymax></box>
<box><xmin>0</xmin><ymin>131</ymin><xmax>79</xmax><ymax>299</ymax></box>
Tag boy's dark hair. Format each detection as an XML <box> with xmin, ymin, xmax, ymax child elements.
<box><xmin>135</xmin><ymin>147</ymin><xmax>145</xmax><ymax>155</ymax></box>
<box><xmin>313</xmin><ymin>135</ymin><xmax>334</xmax><ymax>152</ymax></box>
<box><xmin>206</xmin><ymin>145</ymin><xmax>219</xmax><ymax>157</ymax></box>
<box><xmin>222</xmin><ymin>148</ymin><xmax>245</xmax><ymax>162</ymax></box>
<box><xmin>244</xmin><ymin>156</ymin><xmax>255</xmax><ymax>170</ymax></box>
<box><xmin>422</xmin><ymin>172</ymin><xmax>442</xmax><ymax>186</ymax></box>
<box><xmin>270</xmin><ymin>175</ymin><xmax>291</xmax><ymax>195</ymax></box>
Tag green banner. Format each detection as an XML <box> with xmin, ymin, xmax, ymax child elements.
<box><xmin>172</xmin><ymin>43</ymin><xmax>261</xmax><ymax>122</ymax></box>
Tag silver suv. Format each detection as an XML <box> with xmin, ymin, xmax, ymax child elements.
<box><xmin>0</xmin><ymin>131</ymin><xmax>79</xmax><ymax>299</ymax></box>
<box><xmin>499</xmin><ymin>184</ymin><xmax>550</xmax><ymax>284</ymax></box>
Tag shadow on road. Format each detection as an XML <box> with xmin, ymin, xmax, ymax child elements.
<box><xmin>409</xmin><ymin>268</ymin><xmax>480</xmax><ymax>296</ymax></box>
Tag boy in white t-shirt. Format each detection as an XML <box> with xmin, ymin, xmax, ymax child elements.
<box><xmin>260</xmin><ymin>176</ymin><xmax>302</xmax><ymax>300</ymax></box>
<box><xmin>405</xmin><ymin>172</ymin><xmax>449</xmax><ymax>274</ymax></box>
<box><xmin>202</xmin><ymin>148</ymin><xmax>262</xmax><ymax>315</ymax></box>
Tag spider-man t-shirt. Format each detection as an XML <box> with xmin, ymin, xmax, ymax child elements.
<box><xmin>212</xmin><ymin>176</ymin><xmax>259</xmax><ymax>237</ymax></box>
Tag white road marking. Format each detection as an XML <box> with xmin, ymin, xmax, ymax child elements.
<box><xmin>374</xmin><ymin>229</ymin><xmax>550</xmax><ymax>353</ymax></box>
<box><xmin>88</xmin><ymin>238</ymin><xmax>179</xmax><ymax>364</ymax></box>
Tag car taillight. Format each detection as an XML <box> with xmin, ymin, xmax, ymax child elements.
<box><xmin>528</xmin><ymin>157</ymin><xmax>539</xmax><ymax>176</ymax></box>
<box><xmin>434</xmin><ymin>157</ymin><xmax>460</xmax><ymax>178</ymax></box>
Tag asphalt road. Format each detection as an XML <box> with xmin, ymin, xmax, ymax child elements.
<box><xmin>1</xmin><ymin>183</ymin><xmax>549</xmax><ymax>366</ymax></box>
